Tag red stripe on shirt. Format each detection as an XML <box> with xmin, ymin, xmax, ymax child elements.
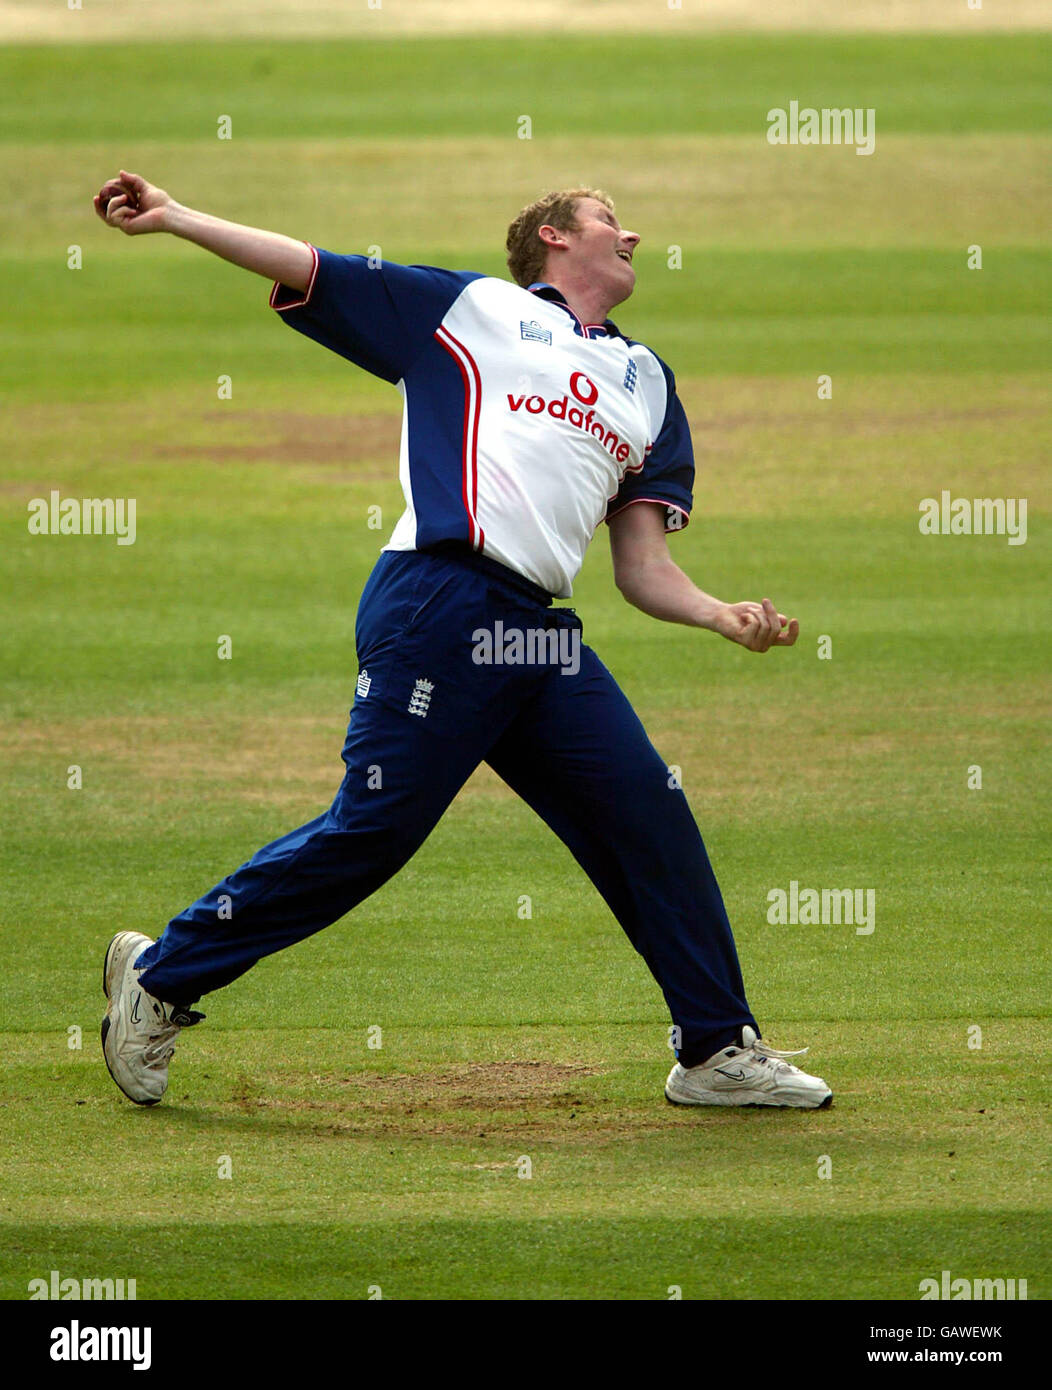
<box><xmin>435</xmin><ymin>325</ymin><xmax>485</xmax><ymax>551</ymax></box>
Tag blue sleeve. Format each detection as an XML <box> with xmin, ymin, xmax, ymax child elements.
<box><xmin>270</xmin><ymin>246</ymin><xmax>484</xmax><ymax>384</ymax></box>
<box><xmin>605</xmin><ymin>357</ymin><xmax>694</xmax><ymax>533</ymax></box>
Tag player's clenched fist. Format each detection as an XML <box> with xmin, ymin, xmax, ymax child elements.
<box><xmin>93</xmin><ymin>169</ymin><xmax>172</xmax><ymax>234</ymax></box>
<box><xmin>718</xmin><ymin>597</ymin><xmax>799</xmax><ymax>652</ymax></box>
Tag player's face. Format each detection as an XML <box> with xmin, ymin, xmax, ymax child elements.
<box><xmin>565</xmin><ymin>198</ymin><xmax>641</xmax><ymax>305</ymax></box>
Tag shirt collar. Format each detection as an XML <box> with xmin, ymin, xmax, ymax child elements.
<box><xmin>526</xmin><ymin>282</ymin><xmax>621</xmax><ymax>339</ymax></box>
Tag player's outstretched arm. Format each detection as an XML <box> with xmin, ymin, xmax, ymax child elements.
<box><xmin>608</xmin><ymin>502</ymin><xmax>799</xmax><ymax>653</ymax></box>
<box><xmin>93</xmin><ymin>169</ymin><xmax>314</xmax><ymax>293</ymax></box>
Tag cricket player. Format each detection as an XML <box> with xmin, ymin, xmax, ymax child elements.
<box><xmin>94</xmin><ymin>170</ymin><xmax>832</xmax><ymax>1111</ymax></box>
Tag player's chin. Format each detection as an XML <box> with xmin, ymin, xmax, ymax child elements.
<box><xmin>610</xmin><ymin>264</ymin><xmax>636</xmax><ymax>304</ymax></box>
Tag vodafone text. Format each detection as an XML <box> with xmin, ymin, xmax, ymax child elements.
<box><xmin>507</xmin><ymin>371</ymin><xmax>633</xmax><ymax>465</ymax></box>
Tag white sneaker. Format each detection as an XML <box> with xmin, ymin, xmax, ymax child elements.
<box><xmin>101</xmin><ymin>931</ymin><xmax>203</xmax><ymax>1105</ymax></box>
<box><xmin>665</xmin><ymin>1026</ymin><xmax>832</xmax><ymax>1109</ymax></box>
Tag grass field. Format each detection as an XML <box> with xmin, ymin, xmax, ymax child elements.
<box><xmin>1</xmin><ymin>23</ymin><xmax>1049</xmax><ymax>1301</ymax></box>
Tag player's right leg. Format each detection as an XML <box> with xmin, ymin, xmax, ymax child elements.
<box><xmin>102</xmin><ymin>550</ymin><xmax>522</xmax><ymax>1103</ymax></box>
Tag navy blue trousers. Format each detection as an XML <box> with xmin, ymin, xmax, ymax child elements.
<box><xmin>136</xmin><ymin>548</ymin><xmax>757</xmax><ymax>1064</ymax></box>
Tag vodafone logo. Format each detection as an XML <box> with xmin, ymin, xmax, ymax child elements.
<box><xmin>569</xmin><ymin>372</ymin><xmax>598</xmax><ymax>406</ymax></box>
<box><xmin>506</xmin><ymin>372</ymin><xmax>632</xmax><ymax>466</ymax></box>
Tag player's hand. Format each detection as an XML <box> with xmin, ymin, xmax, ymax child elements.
<box><xmin>93</xmin><ymin>170</ymin><xmax>173</xmax><ymax>235</ymax></box>
<box><xmin>714</xmin><ymin>597</ymin><xmax>799</xmax><ymax>652</ymax></box>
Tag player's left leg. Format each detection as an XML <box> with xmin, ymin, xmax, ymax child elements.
<box><xmin>484</xmin><ymin>620</ymin><xmax>831</xmax><ymax>1108</ymax></box>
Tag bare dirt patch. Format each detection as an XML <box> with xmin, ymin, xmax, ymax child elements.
<box><xmin>688</xmin><ymin>404</ymin><xmax>1041</xmax><ymax>440</ymax></box>
<box><xmin>153</xmin><ymin>410</ymin><xmax>401</xmax><ymax>473</ymax></box>
<box><xmin>325</xmin><ymin>1059</ymin><xmax>601</xmax><ymax>1106</ymax></box>
<box><xmin>229</xmin><ymin>1060</ymin><xmax>618</xmax><ymax>1139</ymax></box>
<box><xmin>154</xmin><ymin>399</ymin><xmax>1044</xmax><ymax>479</ymax></box>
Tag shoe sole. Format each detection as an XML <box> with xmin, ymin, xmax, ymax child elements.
<box><xmin>665</xmin><ymin>1087</ymin><xmax>833</xmax><ymax>1110</ymax></box>
<box><xmin>102</xmin><ymin>932</ymin><xmax>161</xmax><ymax>1107</ymax></box>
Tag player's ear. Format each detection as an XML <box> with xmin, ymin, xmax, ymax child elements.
<box><xmin>537</xmin><ymin>223</ymin><xmax>570</xmax><ymax>251</ymax></box>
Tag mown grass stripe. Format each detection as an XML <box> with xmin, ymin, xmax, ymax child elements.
<box><xmin>1</xmin><ymin>34</ymin><xmax>1049</xmax><ymax>142</ymax></box>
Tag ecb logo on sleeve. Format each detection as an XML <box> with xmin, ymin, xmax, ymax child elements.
<box><xmin>520</xmin><ymin>320</ymin><xmax>552</xmax><ymax>345</ymax></box>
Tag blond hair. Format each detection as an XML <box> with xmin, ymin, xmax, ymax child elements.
<box><xmin>505</xmin><ymin>188</ymin><xmax>615</xmax><ymax>288</ymax></box>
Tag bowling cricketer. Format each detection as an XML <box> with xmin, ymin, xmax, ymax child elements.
<box><xmin>93</xmin><ymin>170</ymin><xmax>832</xmax><ymax>1110</ymax></box>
